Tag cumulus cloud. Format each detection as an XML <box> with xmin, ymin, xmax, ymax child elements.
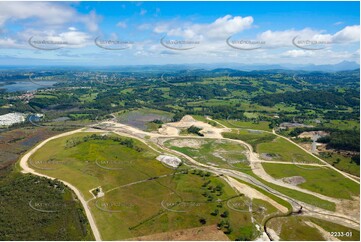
<box><xmin>116</xmin><ymin>21</ymin><xmax>127</xmax><ymax>28</ymax></box>
<box><xmin>257</xmin><ymin>25</ymin><xmax>360</xmax><ymax>48</ymax></box>
<box><xmin>282</xmin><ymin>49</ymin><xmax>315</xmax><ymax>57</ymax></box>
<box><xmin>0</xmin><ymin>2</ymin><xmax>99</xmax><ymax>31</ymax></box>
<box><xmin>332</xmin><ymin>25</ymin><xmax>360</xmax><ymax>43</ymax></box>
<box><xmin>0</xmin><ymin>38</ymin><xmax>21</xmax><ymax>48</ymax></box>
<box><xmin>154</xmin><ymin>15</ymin><xmax>254</xmax><ymax>40</ymax></box>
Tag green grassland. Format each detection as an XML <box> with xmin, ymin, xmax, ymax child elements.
<box><xmin>309</xmin><ymin>218</ymin><xmax>360</xmax><ymax>241</ymax></box>
<box><xmin>217</xmin><ymin>119</ymin><xmax>272</xmax><ymax>131</ymax></box>
<box><xmin>165</xmin><ymin>138</ymin><xmax>250</xmax><ymax>170</ymax></box>
<box><xmin>262</xmin><ymin>163</ymin><xmax>359</xmax><ymax>199</ymax></box>
<box><xmin>164</xmin><ymin>137</ymin><xmax>335</xmax><ymax>211</ymax></box>
<box><xmin>222</xmin><ymin>129</ymin><xmax>276</xmax><ymax>151</ymax></box>
<box><xmin>267</xmin><ymin>216</ymin><xmax>325</xmax><ymax>241</ymax></box>
<box><xmin>318</xmin><ymin>152</ymin><xmax>360</xmax><ymax>177</ymax></box>
<box><xmin>28</xmin><ymin>132</ymin><xmax>169</xmax><ymax>200</ymax></box>
<box><xmin>223</xmin><ymin>130</ymin><xmax>321</xmax><ymax>164</ymax></box>
<box><xmin>257</xmin><ymin>137</ymin><xmax>321</xmax><ymax>164</ymax></box>
<box><xmin>323</xmin><ymin>120</ymin><xmax>360</xmax><ymax>130</ymax></box>
<box><xmin>90</xmin><ymin>172</ymin><xmax>277</xmax><ymax>240</ymax></box>
<box><xmin>236</xmin><ymin>170</ymin><xmax>336</xmax><ymax>211</ymax></box>
<box><xmin>27</xmin><ymin>132</ymin><xmax>281</xmax><ymax>240</ymax></box>
<box><xmin>268</xmin><ymin>216</ymin><xmax>360</xmax><ymax>241</ymax></box>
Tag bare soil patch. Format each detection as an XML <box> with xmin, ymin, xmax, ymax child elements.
<box><xmin>169</xmin><ymin>138</ymin><xmax>206</xmax><ymax>149</ymax></box>
<box><xmin>281</xmin><ymin>176</ymin><xmax>306</xmax><ymax>186</ymax></box>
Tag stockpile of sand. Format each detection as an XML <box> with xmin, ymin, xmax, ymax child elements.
<box><xmin>156</xmin><ymin>155</ymin><xmax>182</xmax><ymax>168</ymax></box>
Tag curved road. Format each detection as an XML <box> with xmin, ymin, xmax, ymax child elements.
<box><xmin>18</xmin><ymin>119</ymin><xmax>360</xmax><ymax>240</ymax></box>
<box><xmin>18</xmin><ymin>128</ymin><xmax>102</xmax><ymax>241</ymax></box>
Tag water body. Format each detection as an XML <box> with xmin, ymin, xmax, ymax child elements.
<box><xmin>0</xmin><ymin>81</ymin><xmax>57</xmax><ymax>92</ymax></box>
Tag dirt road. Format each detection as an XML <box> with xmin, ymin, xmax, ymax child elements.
<box><xmin>18</xmin><ymin>128</ymin><xmax>102</xmax><ymax>241</ymax></box>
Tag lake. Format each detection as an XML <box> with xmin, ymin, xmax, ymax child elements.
<box><xmin>0</xmin><ymin>81</ymin><xmax>57</xmax><ymax>92</ymax></box>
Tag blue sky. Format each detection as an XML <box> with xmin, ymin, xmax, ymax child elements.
<box><xmin>0</xmin><ymin>1</ymin><xmax>359</xmax><ymax>66</ymax></box>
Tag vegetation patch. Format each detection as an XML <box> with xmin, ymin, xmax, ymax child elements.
<box><xmin>262</xmin><ymin>163</ymin><xmax>359</xmax><ymax>199</ymax></box>
<box><xmin>0</xmin><ymin>174</ymin><xmax>93</xmax><ymax>241</ymax></box>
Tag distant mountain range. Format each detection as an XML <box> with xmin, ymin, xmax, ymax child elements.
<box><xmin>0</xmin><ymin>60</ymin><xmax>359</xmax><ymax>72</ymax></box>
<box><xmin>162</xmin><ymin>61</ymin><xmax>360</xmax><ymax>72</ymax></box>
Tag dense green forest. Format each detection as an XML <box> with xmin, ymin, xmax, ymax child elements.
<box><xmin>0</xmin><ymin>172</ymin><xmax>93</xmax><ymax>241</ymax></box>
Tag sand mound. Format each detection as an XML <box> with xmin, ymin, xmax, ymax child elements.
<box><xmin>156</xmin><ymin>155</ymin><xmax>182</xmax><ymax>168</ymax></box>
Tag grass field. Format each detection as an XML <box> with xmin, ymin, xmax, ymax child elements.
<box><xmin>309</xmin><ymin>217</ymin><xmax>360</xmax><ymax>241</ymax></box>
<box><xmin>222</xmin><ymin>129</ymin><xmax>276</xmax><ymax>151</ymax></box>
<box><xmin>165</xmin><ymin>138</ymin><xmax>251</xmax><ymax>170</ymax></box>
<box><xmin>222</xmin><ymin>128</ymin><xmax>322</xmax><ymax>165</ymax></box>
<box><xmin>318</xmin><ymin>152</ymin><xmax>360</xmax><ymax>177</ymax></box>
<box><xmin>262</xmin><ymin>163</ymin><xmax>359</xmax><ymax>199</ymax></box>
<box><xmin>257</xmin><ymin>137</ymin><xmax>322</xmax><ymax>164</ymax></box>
<box><xmin>28</xmin><ymin>132</ymin><xmax>281</xmax><ymax>240</ymax></box>
<box><xmin>323</xmin><ymin>120</ymin><xmax>360</xmax><ymax>131</ymax></box>
<box><xmin>239</xmin><ymin>170</ymin><xmax>336</xmax><ymax>211</ymax></box>
<box><xmin>28</xmin><ymin>132</ymin><xmax>169</xmax><ymax>200</ymax></box>
<box><xmin>218</xmin><ymin>119</ymin><xmax>271</xmax><ymax>131</ymax></box>
<box><xmin>164</xmin><ymin>137</ymin><xmax>335</xmax><ymax>211</ymax></box>
<box><xmin>268</xmin><ymin>216</ymin><xmax>325</xmax><ymax>241</ymax></box>
<box><xmin>268</xmin><ymin>216</ymin><xmax>360</xmax><ymax>241</ymax></box>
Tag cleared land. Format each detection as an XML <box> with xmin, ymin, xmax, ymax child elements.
<box><xmin>165</xmin><ymin>138</ymin><xmax>250</xmax><ymax>170</ymax></box>
<box><xmin>27</xmin><ymin>132</ymin><xmax>280</xmax><ymax>240</ymax></box>
<box><xmin>115</xmin><ymin>108</ymin><xmax>173</xmax><ymax>131</ymax></box>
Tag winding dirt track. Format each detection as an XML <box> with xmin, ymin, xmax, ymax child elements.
<box><xmin>100</xmin><ymin>120</ymin><xmax>359</xmax><ymax>229</ymax></box>
<box><xmin>18</xmin><ymin>118</ymin><xmax>360</xmax><ymax>240</ymax></box>
<box><xmin>18</xmin><ymin>128</ymin><xmax>102</xmax><ymax>241</ymax></box>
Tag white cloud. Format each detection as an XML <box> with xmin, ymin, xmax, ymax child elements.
<box><xmin>0</xmin><ymin>38</ymin><xmax>20</xmax><ymax>48</ymax></box>
<box><xmin>116</xmin><ymin>21</ymin><xmax>127</xmax><ymax>28</ymax></box>
<box><xmin>332</xmin><ymin>25</ymin><xmax>360</xmax><ymax>43</ymax></box>
<box><xmin>257</xmin><ymin>25</ymin><xmax>360</xmax><ymax>48</ymax></box>
<box><xmin>154</xmin><ymin>15</ymin><xmax>253</xmax><ymax>40</ymax></box>
<box><xmin>282</xmin><ymin>49</ymin><xmax>315</xmax><ymax>57</ymax></box>
<box><xmin>0</xmin><ymin>2</ymin><xmax>99</xmax><ymax>31</ymax></box>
